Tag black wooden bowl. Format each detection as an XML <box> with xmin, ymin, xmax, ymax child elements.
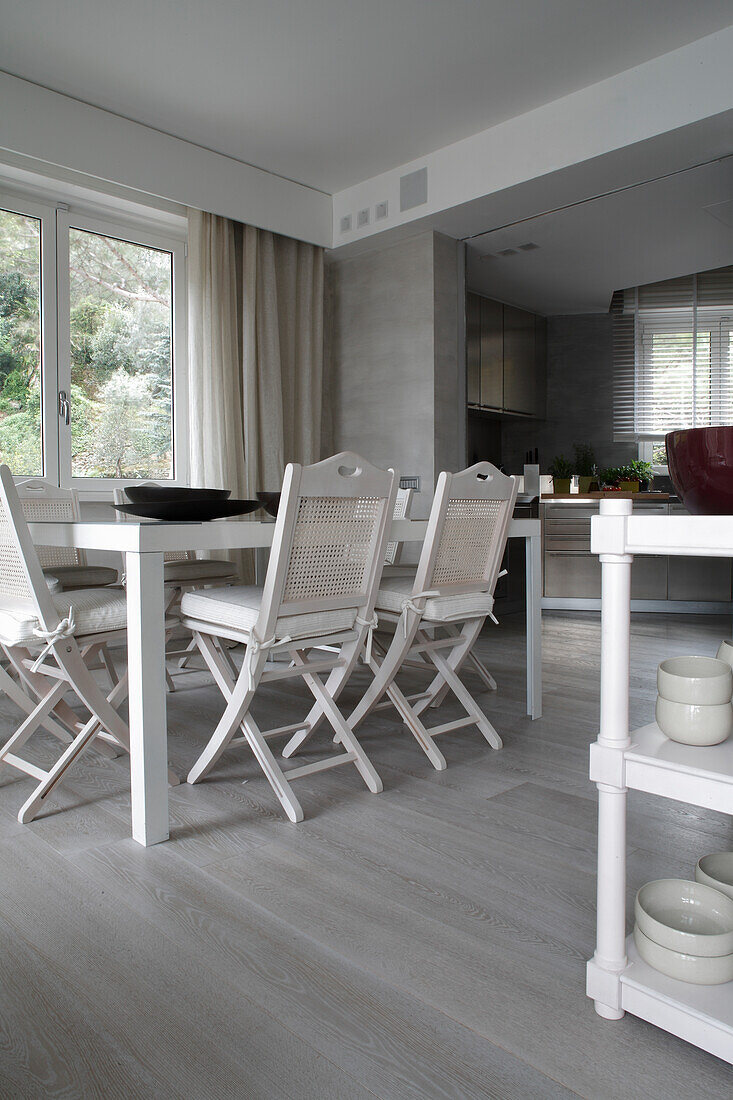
<box><xmin>257</xmin><ymin>491</ymin><xmax>281</xmax><ymax>517</ymax></box>
<box><xmin>125</xmin><ymin>485</ymin><xmax>231</xmax><ymax>504</ymax></box>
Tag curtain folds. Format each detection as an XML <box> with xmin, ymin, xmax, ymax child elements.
<box><xmin>187</xmin><ymin>209</ymin><xmax>324</xmax><ymax>578</ymax></box>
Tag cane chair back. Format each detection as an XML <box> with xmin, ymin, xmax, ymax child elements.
<box><xmin>0</xmin><ymin>469</ymin><xmax>65</xmax><ymax>632</ymax></box>
<box><xmin>384</xmin><ymin>487</ymin><xmax>413</xmax><ymax>566</ymax></box>
<box><xmin>15</xmin><ymin>479</ymin><xmax>87</xmax><ymax>570</ymax></box>
<box><xmin>414</xmin><ymin>463</ymin><xmax>518</xmax><ymax>600</ymax></box>
<box><xmin>257</xmin><ymin>452</ymin><xmax>398</xmax><ymax>638</ymax></box>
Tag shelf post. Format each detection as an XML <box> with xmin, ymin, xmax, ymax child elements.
<box><xmin>590</xmin><ymin>498</ymin><xmax>632</xmax><ymax>1020</ymax></box>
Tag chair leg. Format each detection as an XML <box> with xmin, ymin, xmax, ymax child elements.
<box><xmin>18</xmin><ymin>711</ymin><xmax>105</xmax><ymax>824</ymax></box>
<box><xmin>239</xmin><ymin>713</ymin><xmax>304</xmax><ymax>823</ymax></box>
<box><xmin>0</xmin><ymin>680</ymin><xmax>69</xmax><ymax>767</ymax></box>
<box><xmin>186</xmin><ymin>645</ymin><xmax>267</xmax><ymax>785</ymax></box>
<box><xmin>187</xmin><ymin>637</ymin><xmax>303</xmax><ymax>821</ymax></box>
<box><xmin>429</xmin><ymin>647</ymin><xmax>502</xmax><ymax>750</ymax></box>
<box><xmin>290</xmin><ymin>650</ymin><xmax>383</xmax><ymax>793</ymax></box>
<box><xmin>0</xmin><ymin>663</ymin><xmax>71</xmax><ymax>744</ymax></box>
<box><xmin>412</xmin><ymin>620</ymin><xmax>484</xmax><ymax>716</ymax></box>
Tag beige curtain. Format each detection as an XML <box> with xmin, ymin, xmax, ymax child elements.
<box><xmin>187</xmin><ymin>209</ymin><xmax>325</xmax><ymax>577</ymax></box>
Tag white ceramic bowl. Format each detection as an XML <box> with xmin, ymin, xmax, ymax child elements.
<box><xmin>696</xmin><ymin>853</ymin><xmax>733</xmax><ymax>902</ymax></box>
<box><xmin>716</xmin><ymin>639</ymin><xmax>733</xmax><ymax>671</ymax></box>
<box><xmin>635</xmin><ymin>878</ymin><xmax>733</xmax><ymax>957</ymax></box>
<box><xmin>633</xmin><ymin>925</ymin><xmax>733</xmax><ymax>985</ymax></box>
<box><xmin>655</xmin><ymin>696</ymin><xmax>733</xmax><ymax>746</ymax></box>
<box><xmin>657</xmin><ymin>655</ymin><xmax>732</xmax><ymax>706</ymax></box>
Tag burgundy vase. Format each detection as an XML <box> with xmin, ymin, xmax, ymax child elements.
<box><xmin>666</xmin><ymin>427</ymin><xmax>733</xmax><ymax>515</ymax></box>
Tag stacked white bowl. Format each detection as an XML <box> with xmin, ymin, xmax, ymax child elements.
<box><xmin>634</xmin><ymin>879</ymin><xmax>733</xmax><ymax>984</ymax></box>
<box><xmin>655</xmin><ymin>655</ymin><xmax>733</xmax><ymax>746</ymax></box>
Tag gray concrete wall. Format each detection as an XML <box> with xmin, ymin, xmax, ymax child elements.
<box><xmin>327</xmin><ymin>230</ymin><xmax>464</xmax><ymax>522</ymax></box>
<box><xmin>501</xmin><ymin>313</ymin><xmax>636</xmax><ymax>476</ymax></box>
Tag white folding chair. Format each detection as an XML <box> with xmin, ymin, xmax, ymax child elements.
<box><xmin>0</xmin><ymin>465</ymin><xmax>173</xmax><ymax>823</ymax></box>
<box><xmin>180</xmin><ymin>451</ymin><xmax>398</xmax><ymax>822</ymax></box>
<box><xmin>284</xmin><ymin>462</ymin><xmax>518</xmax><ymax>771</ymax></box>
<box><xmin>15</xmin><ymin>478</ymin><xmax>121</xmax><ymax>687</ymax></box>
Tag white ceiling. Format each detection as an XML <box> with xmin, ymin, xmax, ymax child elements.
<box><xmin>465</xmin><ymin>155</ymin><xmax>733</xmax><ymax>315</ymax></box>
<box><xmin>0</xmin><ymin>1</ymin><xmax>732</xmax><ymax>193</ymax></box>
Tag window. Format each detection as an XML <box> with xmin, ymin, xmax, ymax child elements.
<box><xmin>612</xmin><ymin>268</ymin><xmax>733</xmax><ymax>470</ymax></box>
<box><xmin>0</xmin><ymin>191</ymin><xmax>186</xmax><ymax>489</ymax></box>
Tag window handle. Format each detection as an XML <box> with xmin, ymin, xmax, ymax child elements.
<box><xmin>58</xmin><ymin>390</ymin><xmax>70</xmax><ymax>425</ymax></box>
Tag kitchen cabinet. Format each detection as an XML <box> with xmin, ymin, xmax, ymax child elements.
<box><xmin>542</xmin><ymin>499</ymin><xmax>732</xmax><ymax>607</ymax></box>
<box><xmin>479</xmin><ymin>297</ymin><xmax>503</xmax><ymax>410</ymax></box>
<box><xmin>503</xmin><ymin>305</ymin><xmax>535</xmax><ymax>415</ymax></box>
<box><xmin>465</xmin><ymin>291</ymin><xmax>545</xmax><ymax>417</ymax></box>
<box><xmin>466</xmin><ymin>293</ymin><xmax>481</xmax><ymax>405</ymax></box>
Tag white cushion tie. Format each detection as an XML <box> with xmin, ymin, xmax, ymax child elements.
<box><xmin>31</xmin><ymin>611</ymin><xmax>76</xmax><ymax>672</ymax></box>
<box><xmin>246</xmin><ymin>630</ymin><xmax>293</xmax><ymax>691</ymax></box>
<box><xmin>355</xmin><ymin>612</ymin><xmax>378</xmax><ymax>664</ymax></box>
<box><xmin>399</xmin><ymin>590</ymin><xmax>440</xmax><ymax>635</ymax></box>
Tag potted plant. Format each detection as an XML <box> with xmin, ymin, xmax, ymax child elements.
<box><xmin>617</xmin><ymin>463</ymin><xmax>640</xmax><ymax>492</ymax></box>
<box><xmin>574</xmin><ymin>442</ymin><xmax>598</xmax><ymax>493</ymax></box>
<box><xmin>628</xmin><ymin>459</ymin><xmax>653</xmax><ymax>491</ymax></box>
<box><xmin>549</xmin><ymin>454</ymin><xmax>573</xmax><ymax>494</ymax></box>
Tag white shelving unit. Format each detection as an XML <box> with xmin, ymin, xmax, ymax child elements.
<box><xmin>586</xmin><ymin>498</ymin><xmax>733</xmax><ymax>1064</ymax></box>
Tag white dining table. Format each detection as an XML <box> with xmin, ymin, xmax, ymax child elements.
<box><xmin>28</xmin><ymin>514</ymin><xmax>542</xmax><ymax>845</ymax></box>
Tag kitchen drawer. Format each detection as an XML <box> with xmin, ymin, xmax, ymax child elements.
<box><xmin>668</xmin><ymin>557</ymin><xmax>732</xmax><ymax>602</ymax></box>
<box><xmin>544</xmin><ymin>504</ymin><xmax>598</xmax><ymax>521</ymax></box>
<box><xmin>544</xmin><ymin>534</ymin><xmax>591</xmax><ymax>552</ymax></box>
<box><xmin>545</xmin><ymin>551</ymin><xmax>601</xmax><ymax>598</ymax></box>
<box><xmin>545</xmin><ymin>551</ymin><xmax>668</xmax><ymax>599</ymax></box>
<box><xmin>631</xmin><ymin>556</ymin><xmax>667</xmax><ymax>600</ymax></box>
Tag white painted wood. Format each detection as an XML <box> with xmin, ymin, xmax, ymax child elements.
<box><xmin>124</xmin><ymin>550</ymin><xmax>170</xmax><ymax>846</ymax></box>
<box><xmin>526</xmin><ymin>528</ymin><xmax>543</xmax><ymax>719</ymax></box>
<box><xmin>589</xmin><ymin>497</ymin><xmax>733</xmax><ymax>1061</ymax></box>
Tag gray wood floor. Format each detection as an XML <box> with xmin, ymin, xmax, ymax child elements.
<box><xmin>1</xmin><ymin>612</ymin><xmax>733</xmax><ymax>1099</ymax></box>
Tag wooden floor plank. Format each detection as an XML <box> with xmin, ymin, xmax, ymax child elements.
<box><xmin>1</xmin><ymin>611</ymin><xmax>732</xmax><ymax>1097</ymax></box>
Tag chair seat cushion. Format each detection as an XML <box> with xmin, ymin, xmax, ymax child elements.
<box><xmin>0</xmin><ymin>588</ymin><xmax>129</xmax><ymax>648</ymax></box>
<box><xmin>163</xmin><ymin>558</ymin><xmax>238</xmax><ymax>583</ymax></box>
<box><xmin>43</xmin><ymin>564</ymin><xmax>118</xmax><ymax>590</ymax></box>
<box><xmin>181</xmin><ymin>585</ymin><xmax>357</xmax><ymax>641</ymax></box>
<box><xmin>375</xmin><ymin>575</ymin><xmax>494</xmax><ymax>622</ymax></box>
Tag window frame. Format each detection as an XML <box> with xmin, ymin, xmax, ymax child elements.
<box><xmin>0</xmin><ymin>191</ymin><xmax>59</xmax><ymax>485</ymax></box>
<box><xmin>0</xmin><ymin>185</ymin><xmax>188</xmax><ymax>496</ymax></box>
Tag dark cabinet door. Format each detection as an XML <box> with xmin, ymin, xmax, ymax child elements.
<box><xmin>466</xmin><ymin>293</ymin><xmax>480</xmax><ymax>405</ymax></box>
<box><xmin>503</xmin><ymin>304</ymin><xmax>535</xmax><ymax>415</ymax></box>
<box><xmin>479</xmin><ymin>297</ymin><xmax>503</xmax><ymax>410</ymax></box>
<box><xmin>533</xmin><ymin>315</ymin><xmax>547</xmax><ymax>419</ymax></box>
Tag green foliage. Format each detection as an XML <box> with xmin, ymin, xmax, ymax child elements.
<box><xmin>549</xmin><ymin>454</ymin><xmax>574</xmax><ymax>479</ymax></box>
<box><xmin>600</xmin><ymin>462</ymin><xmax>652</xmax><ymax>487</ymax></box>
<box><xmin>0</xmin><ymin>208</ymin><xmax>173</xmax><ymax>479</ymax></box>
<box><xmin>628</xmin><ymin>459</ymin><xmax>653</xmax><ymax>483</ymax></box>
<box><xmin>573</xmin><ymin>442</ymin><xmax>595</xmax><ymax>477</ymax></box>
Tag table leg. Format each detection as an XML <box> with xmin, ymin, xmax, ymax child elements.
<box><xmin>125</xmin><ymin>551</ymin><xmax>169</xmax><ymax>846</ymax></box>
<box><xmin>525</xmin><ymin>532</ymin><xmax>543</xmax><ymax>719</ymax></box>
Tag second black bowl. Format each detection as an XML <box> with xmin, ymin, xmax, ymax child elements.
<box><xmin>125</xmin><ymin>485</ymin><xmax>231</xmax><ymax>504</ymax></box>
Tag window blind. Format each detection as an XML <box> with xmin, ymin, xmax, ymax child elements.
<box><xmin>613</xmin><ymin>266</ymin><xmax>733</xmax><ymax>441</ymax></box>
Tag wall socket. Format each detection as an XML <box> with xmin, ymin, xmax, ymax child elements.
<box><xmin>399</xmin><ymin>476</ymin><xmax>420</xmax><ymax>491</ymax></box>
<box><xmin>375</xmin><ymin>200</ymin><xmax>388</xmax><ymax>220</ymax></box>
<box><xmin>340</xmin><ymin>214</ymin><xmax>352</xmax><ymax>233</ymax></box>
<box><xmin>357</xmin><ymin>207</ymin><xmax>370</xmax><ymax>228</ymax></box>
